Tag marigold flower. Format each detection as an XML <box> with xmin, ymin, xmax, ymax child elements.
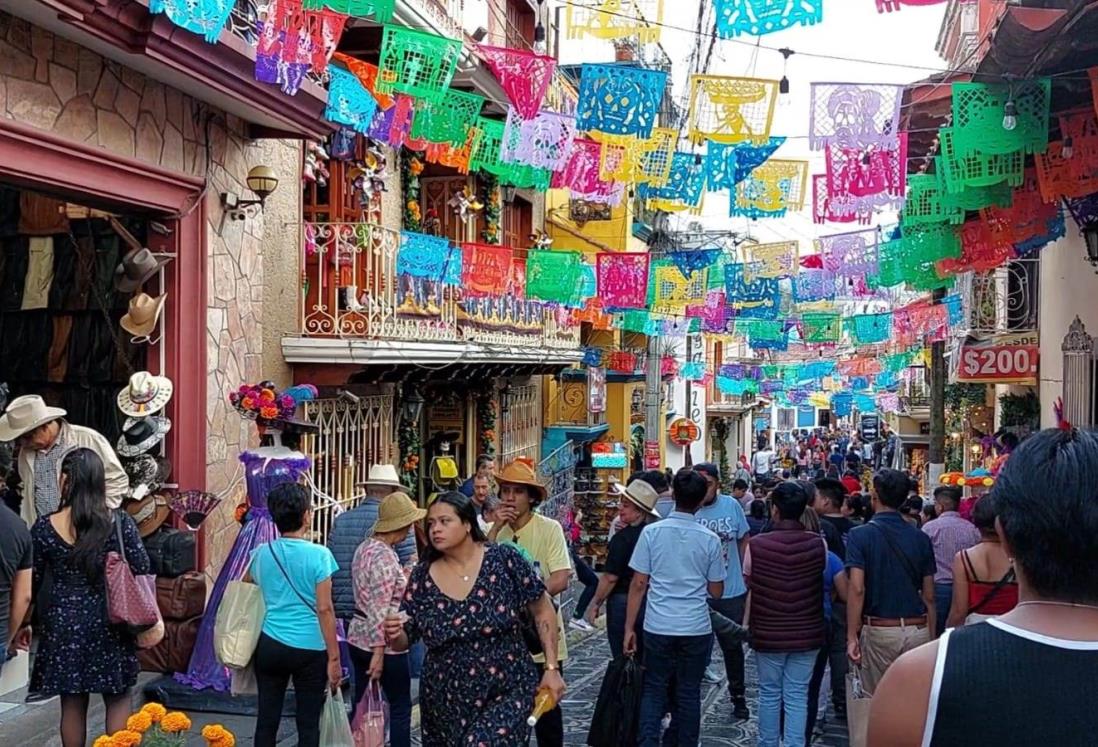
<box><xmin>259</xmin><ymin>406</ymin><xmax>279</xmax><ymax>419</ymax></box>
<box><xmin>240</xmin><ymin>397</ymin><xmax>255</xmax><ymax>410</ymax></box>
<box><xmin>93</xmin><ymin>737</ymin><xmax>112</xmax><ymax>747</ymax></box>
<box><xmin>140</xmin><ymin>703</ymin><xmax>167</xmax><ymax>723</ymax></box>
<box><xmin>110</xmin><ymin>730</ymin><xmax>143</xmax><ymax>747</ymax></box>
<box><xmin>259</xmin><ymin>388</ymin><xmax>276</xmax><ymax>403</ymax></box>
<box><xmin>159</xmin><ymin>711</ymin><xmax>191</xmax><ymax>733</ymax></box>
<box><xmin>125</xmin><ymin>711</ymin><xmax>152</xmax><ymax>733</ymax></box>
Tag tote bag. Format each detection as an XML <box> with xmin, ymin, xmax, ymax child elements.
<box><xmin>351</xmin><ymin>680</ymin><xmax>387</xmax><ymax>747</ymax></box>
<box><xmin>214</xmin><ymin>580</ymin><xmax>266</xmax><ymax>668</ymax></box>
<box><xmin>105</xmin><ymin>513</ymin><xmax>160</xmax><ymax>632</ymax></box>
<box><xmin>846</xmin><ymin>668</ymin><xmax>872</xmax><ymax>747</ymax></box>
<box><xmin>320</xmin><ymin>689</ymin><xmax>355</xmax><ymax>747</ymax></box>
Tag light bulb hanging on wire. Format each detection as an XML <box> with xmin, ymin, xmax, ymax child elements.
<box><xmin>779</xmin><ymin>48</ymin><xmax>794</xmax><ymax>95</ymax></box>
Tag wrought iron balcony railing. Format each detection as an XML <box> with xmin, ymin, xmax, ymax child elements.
<box><xmin>299</xmin><ymin>221</ymin><xmax>581</xmax><ymax>350</ymax></box>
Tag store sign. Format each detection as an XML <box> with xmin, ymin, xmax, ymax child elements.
<box><xmin>667</xmin><ymin>418</ymin><xmax>700</xmax><ymax>446</ymax></box>
<box><xmin>644</xmin><ymin>439</ymin><xmax>661</xmax><ymax>469</ymax></box>
<box><xmin>588</xmin><ymin>366</ymin><xmax>606</xmax><ymax>413</ymax></box>
<box><xmin>957</xmin><ymin>333</ymin><xmax>1039</xmax><ymax>385</ymax></box>
<box><xmin>860</xmin><ymin>413</ymin><xmax>879</xmax><ymax>442</ymax></box>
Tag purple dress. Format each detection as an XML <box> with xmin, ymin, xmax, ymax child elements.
<box><xmin>176</xmin><ymin>449</ymin><xmax>311</xmax><ymax>691</ymax></box>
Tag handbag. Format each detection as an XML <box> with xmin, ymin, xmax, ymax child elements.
<box><xmin>351</xmin><ymin>680</ymin><xmax>387</xmax><ymax>747</ymax></box>
<box><xmin>319</xmin><ymin>689</ymin><xmax>355</xmax><ymax>747</ymax></box>
<box><xmin>587</xmin><ymin>656</ymin><xmax>643</xmax><ymax>747</ymax></box>
<box><xmin>846</xmin><ymin>668</ymin><xmax>872</xmax><ymax>747</ymax></box>
<box><xmin>214</xmin><ymin>579</ymin><xmax>266</xmax><ymax>668</ymax></box>
<box><xmin>105</xmin><ymin>512</ymin><xmax>160</xmax><ymax>633</ymax></box>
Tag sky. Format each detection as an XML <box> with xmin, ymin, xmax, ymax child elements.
<box><xmin>553</xmin><ymin>0</ymin><xmax>952</xmax><ymax>245</ymax></box>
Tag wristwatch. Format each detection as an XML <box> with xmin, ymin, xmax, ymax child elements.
<box><xmin>544</xmin><ymin>663</ymin><xmax>559</xmax><ymax>672</ymax></box>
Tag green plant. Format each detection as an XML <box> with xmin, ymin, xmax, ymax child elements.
<box><xmin>999</xmin><ymin>391</ymin><xmax>1039</xmax><ymax>429</ymax></box>
<box><xmin>401</xmin><ymin>149</ymin><xmax>423</xmax><ymax>231</ymax></box>
<box><xmin>480</xmin><ymin>172</ymin><xmax>501</xmax><ymax>244</ymax></box>
<box><xmin>398</xmin><ymin>416</ymin><xmax>422</xmax><ymax>492</ymax></box>
<box><xmin>944</xmin><ymin>383</ymin><xmax>987</xmax><ymax>411</ymax></box>
<box><xmin>710</xmin><ymin>417</ymin><xmax>732</xmax><ymax>491</ymax></box>
<box><xmin>477</xmin><ymin>393</ymin><xmax>497</xmax><ymax>457</ymax></box>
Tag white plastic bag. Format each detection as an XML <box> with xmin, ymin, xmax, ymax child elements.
<box><xmin>320</xmin><ymin>689</ymin><xmax>355</xmax><ymax>747</ymax></box>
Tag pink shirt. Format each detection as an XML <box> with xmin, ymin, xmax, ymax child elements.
<box><xmin>347</xmin><ymin>538</ymin><xmax>407</xmax><ymax>652</ymax></box>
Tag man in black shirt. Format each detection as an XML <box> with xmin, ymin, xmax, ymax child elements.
<box><xmin>586</xmin><ymin>479</ymin><xmax>661</xmax><ymax>660</ymax></box>
<box><xmin>814</xmin><ymin>478</ymin><xmax>856</xmax><ymax>559</ymax></box>
<box><xmin>811</xmin><ymin>478</ymin><xmax>854</xmax><ymax>715</ymax></box>
<box><xmin>0</xmin><ymin>502</ymin><xmax>32</xmax><ymax>674</ymax></box>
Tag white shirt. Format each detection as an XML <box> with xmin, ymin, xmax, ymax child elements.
<box><xmin>751</xmin><ymin>450</ymin><xmax>774</xmax><ymax>474</ymax></box>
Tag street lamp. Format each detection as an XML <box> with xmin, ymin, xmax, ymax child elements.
<box><xmin>402</xmin><ymin>386</ymin><xmax>425</xmax><ymax>423</ymax></box>
<box><xmin>1084</xmin><ymin>226</ymin><xmax>1098</xmax><ymax>272</ymax></box>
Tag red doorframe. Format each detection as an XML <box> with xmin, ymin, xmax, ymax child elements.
<box><xmin>0</xmin><ymin>119</ymin><xmax>210</xmax><ymax>504</ymax></box>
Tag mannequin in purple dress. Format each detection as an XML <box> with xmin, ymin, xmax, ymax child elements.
<box><xmin>176</xmin><ymin>445</ymin><xmax>312</xmax><ymax>691</ymax></box>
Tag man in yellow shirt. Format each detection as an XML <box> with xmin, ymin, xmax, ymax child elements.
<box><xmin>488</xmin><ymin>459</ymin><xmax>572</xmax><ymax>747</ymax></box>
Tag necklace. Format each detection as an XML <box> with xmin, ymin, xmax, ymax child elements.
<box><xmin>1015</xmin><ymin>601</ymin><xmax>1098</xmax><ymax>611</ymax></box>
<box><xmin>445</xmin><ymin>552</ymin><xmax>480</xmax><ymax>582</ymax></box>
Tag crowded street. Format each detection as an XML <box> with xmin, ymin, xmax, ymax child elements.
<box><xmin>3</xmin><ymin>0</ymin><xmax>1098</xmax><ymax>745</ymax></box>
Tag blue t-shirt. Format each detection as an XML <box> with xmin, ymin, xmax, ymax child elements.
<box><xmin>823</xmin><ymin>550</ymin><xmax>844</xmax><ymax>619</ymax></box>
<box><xmin>629</xmin><ymin>512</ymin><xmax>724</xmax><ymax>637</ymax></box>
<box><xmin>250</xmin><ymin>537</ymin><xmax>339</xmax><ymax>651</ymax></box>
<box><xmin>693</xmin><ymin>494</ymin><xmax>751</xmax><ymax>598</ymax></box>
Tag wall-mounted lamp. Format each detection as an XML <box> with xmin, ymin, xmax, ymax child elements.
<box><xmin>221</xmin><ymin>165</ymin><xmax>279</xmax><ymax>221</ymax></box>
<box><xmin>501</xmin><ymin>184</ymin><xmax>518</xmax><ymax>203</ymax></box>
<box><xmin>402</xmin><ymin>386</ymin><xmax>425</xmax><ymax>423</ymax></box>
<box><xmin>471</xmin><ymin>26</ymin><xmax>488</xmax><ymax>42</ymax></box>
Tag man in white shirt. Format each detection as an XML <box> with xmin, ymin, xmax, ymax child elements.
<box><xmin>752</xmin><ymin>447</ymin><xmax>775</xmax><ymax>480</ymax></box>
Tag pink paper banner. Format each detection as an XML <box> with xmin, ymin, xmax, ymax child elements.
<box><xmin>597</xmin><ymin>253</ymin><xmax>650</xmax><ymax>309</ymax></box>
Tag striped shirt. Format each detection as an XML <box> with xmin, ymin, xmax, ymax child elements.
<box><xmin>922</xmin><ymin>511</ymin><xmax>980</xmax><ymax>584</ymax></box>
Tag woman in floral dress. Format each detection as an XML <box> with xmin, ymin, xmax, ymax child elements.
<box><xmin>384</xmin><ymin>491</ymin><xmax>565</xmax><ymax>746</ymax></box>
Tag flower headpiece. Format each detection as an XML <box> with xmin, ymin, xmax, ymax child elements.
<box><xmin>228</xmin><ymin>381</ymin><xmax>316</xmax><ymax>426</ymax></box>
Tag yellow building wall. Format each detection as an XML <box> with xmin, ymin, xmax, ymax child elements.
<box><xmin>545</xmin><ymin>189</ymin><xmax>647</xmax><ymax>253</ymax></box>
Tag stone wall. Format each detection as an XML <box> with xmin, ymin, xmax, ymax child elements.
<box><xmin>0</xmin><ymin>11</ymin><xmax>301</xmax><ymax>579</ymax></box>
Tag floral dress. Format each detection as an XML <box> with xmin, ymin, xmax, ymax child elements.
<box><xmin>30</xmin><ymin>512</ymin><xmax>149</xmax><ymax>695</ymax></box>
<box><xmin>400</xmin><ymin>543</ymin><xmax>545</xmax><ymax>746</ymax></box>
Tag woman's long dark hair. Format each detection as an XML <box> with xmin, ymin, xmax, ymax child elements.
<box><xmin>422</xmin><ymin>490</ymin><xmax>486</xmax><ymax>565</ymax></box>
<box><xmin>59</xmin><ymin>448</ymin><xmax>112</xmax><ymax>581</ymax></box>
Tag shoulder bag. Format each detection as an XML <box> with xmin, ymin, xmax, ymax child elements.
<box><xmin>104</xmin><ymin>512</ymin><xmax>163</xmax><ymax>647</ymax></box>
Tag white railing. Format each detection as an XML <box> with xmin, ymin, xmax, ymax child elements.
<box><xmin>298</xmin><ymin>394</ymin><xmax>396</xmax><ymax>545</ymax></box>
<box><xmin>499</xmin><ymin>384</ymin><xmax>541</xmax><ymax>466</ymax></box>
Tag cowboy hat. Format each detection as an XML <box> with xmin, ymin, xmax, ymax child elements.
<box><xmin>0</xmin><ymin>395</ymin><xmax>66</xmax><ymax>442</ymax></box>
<box><xmin>120</xmin><ymin>292</ymin><xmax>167</xmax><ymax>338</ymax></box>
<box><xmin>124</xmin><ymin>454</ymin><xmax>172</xmax><ymax>496</ymax></box>
<box><xmin>114</xmin><ymin>248</ymin><xmax>173</xmax><ymax>293</ymax></box>
<box><xmin>355</xmin><ymin>463</ymin><xmax>408</xmax><ymax>492</ymax></box>
<box><xmin>496</xmin><ymin>460</ymin><xmax>547</xmax><ymax>504</ymax></box>
<box><xmin>116</xmin><ymin>415</ymin><xmax>171</xmax><ymax>457</ymax></box>
<box><xmin>125</xmin><ymin>492</ymin><xmax>172</xmax><ymax>538</ymax></box>
<box><xmin>372</xmin><ymin>491</ymin><xmax>427</xmax><ymax>534</ymax></box>
<box><xmin>118</xmin><ymin>371</ymin><xmax>173</xmax><ymax>417</ymax></box>
<box><xmin>610</xmin><ymin>479</ymin><xmax>662</xmax><ymax>518</ymax></box>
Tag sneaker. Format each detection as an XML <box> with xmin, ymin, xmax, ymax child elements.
<box><xmin>569</xmin><ymin>618</ymin><xmax>594</xmax><ymax>632</ymax></box>
<box><xmin>732</xmin><ymin>696</ymin><xmax>750</xmax><ymax>720</ymax></box>
<box><xmin>702</xmin><ymin>664</ymin><xmax>724</xmax><ymax>684</ymax></box>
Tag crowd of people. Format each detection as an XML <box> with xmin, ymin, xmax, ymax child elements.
<box><xmin>3</xmin><ymin>414</ymin><xmax>1098</xmax><ymax>747</ymax></box>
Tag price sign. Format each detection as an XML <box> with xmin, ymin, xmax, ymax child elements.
<box><xmin>644</xmin><ymin>440</ymin><xmax>661</xmax><ymax>469</ymax></box>
<box><xmin>956</xmin><ymin>334</ymin><xmax>1039</xmax><ymax>385</ymax></box>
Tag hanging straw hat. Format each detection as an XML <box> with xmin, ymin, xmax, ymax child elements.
<box><xmin>120</xmin><ymin>292</ymin><xmax>167</xmax><ymax>338</ymax></box>
<box><xmin>0</xmin><ymin>395</ymin><xmax>66</xmax><ymax>442</ymax></box>
<box><xmin>125</xmin><ymin>492</ymin><xmax>172</xmax><ymax>538</ymax></box>
<box><xmin>117</xmin><ymin>371</ymin><xmax>173</xmax><ymax>417</ymax></box>
<box><xmin>372</xmin><ymin>491</ymin><xmax>426</xmax><ymax>534</ymax></box>
<box><xmin>116</xmin><ymin>415</ymin><xmax>171</xmax><ymax>457</ymax></box>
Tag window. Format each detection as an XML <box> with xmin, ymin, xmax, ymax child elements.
<box><xmin>777</xmin><ymin>408</ymin><xmax>795</xmax><ymax>432</ymax></box>
<box><xmin>505</xmin><ymin>0</ymin><xmax>535</xmax><ymax>49</ymax></box>
<box><xmin>498</xmin><ymin>384</ymin><xmax>541</xmax><ymax>464</ymax></box>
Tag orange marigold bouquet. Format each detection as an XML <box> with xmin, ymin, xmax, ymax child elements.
<box><xmin>94</xmin><ymin>704</ymin><xmax>230</xmax><ymax>747</ymax></box>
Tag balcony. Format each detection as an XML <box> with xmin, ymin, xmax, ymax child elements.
<box><xmin>708</xmin><ymin>387</ymin><xmax>760</xmax><ymax>416</ymax></box>
<box><xmin>283</xmin><ymin>221</ymin><xmax>583</xmax><ymax>365</ymax></box>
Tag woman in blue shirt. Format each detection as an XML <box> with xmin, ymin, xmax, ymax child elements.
<box><xmin>247</xmin><ymin>483</ymin><xmax>341</xmax><ymax>747</ymax></box>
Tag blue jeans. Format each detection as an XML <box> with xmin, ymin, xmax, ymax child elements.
<box><xmin>755</xmin><ymin>649</ymin><xmax>819</xmax><ymax>747</ymax></box>
<box><xmin>571</xmin><ymin>548</ymin><xmax>599</xmax><ymax>619</ymax></box>
<box><xmin>639</xmin><ymin>632</ymin><xmax>712</xmax><ymax>747</ymax></box>
<box><xmin>349</xmin><ymin>646</ymin><xmax>412</xmax><ymax>747</ymax></box>
<box><xmin>934</xmin><ymin>582</ymin><xmax>952</xmax><ymax>637</ymax></box>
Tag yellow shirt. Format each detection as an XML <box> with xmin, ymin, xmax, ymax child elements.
<box><xmin>493</xmin><ymin>512</ymin><xmax>573</xmax><ymax>662</ymax></box>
